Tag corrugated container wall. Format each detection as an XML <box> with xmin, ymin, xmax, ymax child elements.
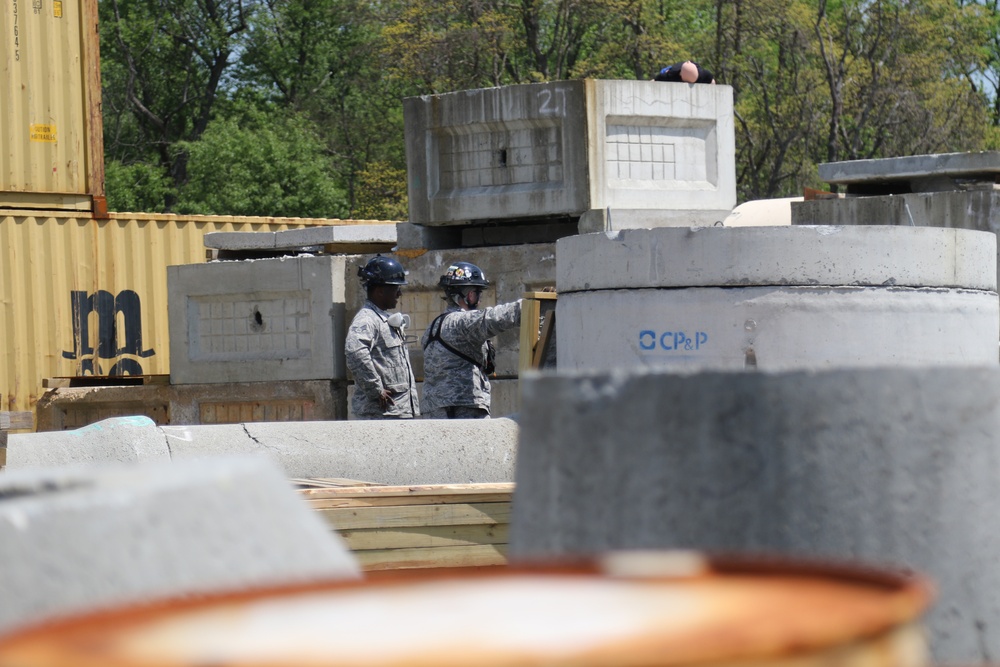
<box><xmin>0</xmin><ymin>212</ymin><xmax>333</xmax><ymax>413</ymax></box>
<box><xmin>0</xmin><ymin>0</ymin><xmax>104</xmax><ymax>211</ymax></box>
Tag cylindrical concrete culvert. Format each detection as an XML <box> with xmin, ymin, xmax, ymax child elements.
<box><xmin>556</xmin><ymin>226</ymin><xmax>999</xmax><ymax>371</ymax></box>
<box><xmin>510</xmin><ymin>366</ymin><xmax>1000</xmax><ymax>663</ymax></box>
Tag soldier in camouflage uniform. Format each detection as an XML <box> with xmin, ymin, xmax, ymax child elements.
<box><xmin>345</xmin><ymin>255</ymin><xmax>419</xmax><ymax>419</ymax></box>
<box><xmin>421</xmin><ymin>261</ymin><xmax>521</xmax><ymax>419</ymax></box>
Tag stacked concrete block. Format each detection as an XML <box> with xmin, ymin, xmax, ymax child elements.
<box><xmin>7</xmin><ymin>415</ymin><xmax>519</xmax><ymax>484</ymax></box>
<box><xmin>0</xmin><ymin>455</ymin><xmax>358</xmax><ymax>635</ymax></box>
<box><xmin>403</xmin><ymin>79</ymin><xmax>735</xmax><ymax>244</ymax></box>
<box><xmin>510</xmin><ymin>366</ymin><xmax>1000</xmax><ymax>663</ymax></box>
<box><xmin>556</xmin><ymin>226</ymin><xmax>999</xmax><ymax>371</ymax></box>
<box><xmin>168</xmin><ymin>255</ymin><xmax>348</xmax><ymax>384</ymax></box>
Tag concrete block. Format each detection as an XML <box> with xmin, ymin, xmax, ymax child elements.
<box><xmin>168</xmin><ymin>255</ymin><xmax>349</xmax><ymax>383</ymax></box>
<box><xmin>203</xmin><ymin>231</ymin><xmax>279</xmax><ymax>250</ymax></box>
<box><xmin>405</xmin><ymin>80</ymin><xmax>735</xmax><ymax>230</ymax></box>
<box><xmin>819</xmin><ymin>150</ymin><xmax>1000</xmax><ymax>195</ymax></box>
<box><xmin>577</xmin><ymin>207</ymin><xmax>731</xmax><ymax>233</ymax></box>
<box><xmin>510</xmin><ymin>366</ymin><xmax>1000</xmax><ymax>662</ymax></box>
<box><xmin>6</xmin><ymin>416</ymin><xmax>170</xmax><ymax>469</ymax></box>
<box><xmin>0</xmin><ymin>455</ymin><xmax>359</xmax><ymax>635</ymax></box>
<box><xmin>161</xmin><ymin>418</ymin><xmax>519</xmax><ymax>483</ymax></box>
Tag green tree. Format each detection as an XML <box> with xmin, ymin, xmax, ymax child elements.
<box><xmin>174</xmin><ymin>108</ymin><xmax>349</xmax><ymax>218</ymax></box>
<box><xmin>99</xmin><ymin>0</ymin><xmax>255</xmax><ymax>210</ymax></box>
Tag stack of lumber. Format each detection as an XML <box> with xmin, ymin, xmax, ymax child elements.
<box><xmin>295</xmin><ymin>479</ymin><xmax>513</xmax><ymax>571</ymax></box>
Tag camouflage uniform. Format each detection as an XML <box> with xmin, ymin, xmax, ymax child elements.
<box><xmin>420</xmin><ymin>300</ymin><xmax>521</xmax><ymax>417</ymax></box>
<box><xmin>345</xmin><ymin>300</ymin><xmax>419</xmax><ymax>419</ymax></box>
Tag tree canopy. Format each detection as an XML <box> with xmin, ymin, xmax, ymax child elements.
<box><xmin>99</xmin><ymin>0</ymin><xmax>999</xmax><ymax>216</ymax></box>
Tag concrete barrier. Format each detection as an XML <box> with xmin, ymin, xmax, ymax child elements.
<box><xmin>510</xmin><ymin>366</ymin><xmax>1000</xmax><ymax>662</ymax></box>
<box><xmin>6</xmin><ymin>416</ymin><xmax>519</xmax><ymax>484</ymax></box>
<box><xmin>0</xmin><ymin>455</ymin><xmax>358</xmax><ymax>636</ymax></box>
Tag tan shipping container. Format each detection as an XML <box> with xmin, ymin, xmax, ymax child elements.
<box><xmin>0</xmin><ymin>211</ymin><xmax>338</xmax><ymax>414</ymax></box>
<box><xmin>0</xmin><ymin>0</ymin><xmax>105</xmax><ymax>212</ymax></box>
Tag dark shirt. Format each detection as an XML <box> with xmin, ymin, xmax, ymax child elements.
<box><xmin>654</xmin><ymin>62</ymin><xmax>715</xmax><ymax>84</ymax></box>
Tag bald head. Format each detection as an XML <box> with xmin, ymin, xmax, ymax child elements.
<box><xmin>680</xmin><ymin>61</ymin><xmax>699</xmax><ymax>83</ymax></box>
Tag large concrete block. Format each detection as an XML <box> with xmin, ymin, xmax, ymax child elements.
<box><xmin>6</xmin><ymin>416</ymin><xmax>519</xmax><ymax>484</ymax></box>
<box><xmin>161</xmin><ymin>419</ymin><xmax>519</xmax><ymax>483</ymax></box>
<box><xmin>404</xmin><ymin>80</ymin><xmax>735</xmax><ymax>230</ymax></box>
<box><xmin>510</xmin><ymin>366</ymin><xmax>1000</xmax><ymax>662</ymax></box>
<box><xmin>556</xmin><ymin>226</ymin><xmax>999</xmax><ymax>371</ymax></box>
<box><xmin>168</xmin><ymin>255</ymin><xmax>349</xmax><ymax>383</ymax></box>
<box><xmin>0</xmin><ymin>455</ymin><xmax>358</xmax><ymax>635</ymax></box>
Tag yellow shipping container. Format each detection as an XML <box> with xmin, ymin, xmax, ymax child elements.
<box><xmin>0</xmin><ymin>211</ymin><xmax>339</xmax><ymax>413</ymax></box>
<box><xmin>0</xmin><ymin>0</ymin><xmax>105</xmax><ymax>212</ymax></box>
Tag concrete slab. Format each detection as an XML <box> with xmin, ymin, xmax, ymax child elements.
<box><xmin>204</xmin><ymin>224</ymin><xmax>397</xmax><ymax>251</ymax></box>
<box><xmin>819</xmin><ymin>151</ymin><xmax>1000</xmax><ymax>195</ymax></box>
<box><xmin>510</xmin><ymin>366</ymin><xmax>1000</xmax><ymax>662</ymax></box>
<box><xmin>161</xmin><ymin>419</ymin><xmax>518</xmax><ymax>483</ymax></box>
<box><xmin>5</xmin><ymin>416</ymin><xmax>171</xmax><ymax>469</ymax></box>
<box><xmin>7</xmin><ymin>416</ymin><xmax>519</xmax><ymax>484</ymax></box>
<box><xmin>0</xmin><ymin>455</ymin><xmax>358</xmax><ymax>635</ymax></box>
<box><xmin>168</xmin><ymin>255</ymin><xmax>348</xmax><ymax>384</ymax></box>
<box><xmin>405</xmin><ymin>80</ymin><xmax>735</xmax><ymax>230</ymax></box>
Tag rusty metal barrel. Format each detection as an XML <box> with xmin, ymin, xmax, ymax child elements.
<box><xmin>0</xmin><ymin>552</ymin><xmax>931</xmax><ymax>667</ymax></box>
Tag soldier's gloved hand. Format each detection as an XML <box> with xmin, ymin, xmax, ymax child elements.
<box><xmin>541</xmin><ymin>286</ymin><xmax>557</xmax><ymax>293</ymax></box>
<box><xmin>378</xmin><ymin>389</ymin><xmax>395</xmax><ymax>411</ymax></box>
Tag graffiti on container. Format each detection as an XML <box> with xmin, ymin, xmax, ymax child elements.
<box><xmin>61</xmin><ymin>290</ymin><xmax>156</xmax><ymax>375</ymax></box>
<box><xmin>639</xmin><ymin>330</ymin><xmax>708</xmax><ymax>352</ymax></box>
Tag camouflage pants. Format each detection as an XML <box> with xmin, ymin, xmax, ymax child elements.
<box><xmin>424</xmin><ymin>407</ymin><xmax>489</xmax><ymax>419</ymax></box>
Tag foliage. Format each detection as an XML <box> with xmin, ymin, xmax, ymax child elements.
<box><xmin>98</xmin><ymin>0</ymin><xmax>999</xmax><ymax>212</ymax></box>
<box><xmin>173</xmin><ymin>108</ymin><xmax>349</xmax><ymax>218</ymax></box>
<box><xmin>104</xmin><ymin>160</ymin><xmax>175</xmax><ymax>213</ymax></box>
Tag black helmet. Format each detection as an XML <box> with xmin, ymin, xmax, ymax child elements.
<box><xmin>358</xmin><ymin>255</ymin><xmax>407</xmax><ymax>287</ymax></box>
<box><xmin>439</xmin><ymin>261</ymin><xmax>490</xmax><ymax>290</ymax></box>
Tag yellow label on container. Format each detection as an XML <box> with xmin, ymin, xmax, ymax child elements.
<box><xmin>53</xmin><ymin>0</ymin><xmax>62</xmax><ymax>17</ymax></box>
<box><xmin>30</xmin><ymin>124</ymin><xmax>57</xmax><ymax>142</ymax></box>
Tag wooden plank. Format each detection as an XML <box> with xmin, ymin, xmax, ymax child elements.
<box><xmin>531</xmin><ymin>309</ymin><xmax>556</xmax><ymax>369</ymax></box>
<box><xmin>299</xmin><ymin>482</ymin><xmax>514</xmax><ymax>500</ymax></box>
<box><xmin>317</xmin><ymin>502</ymin><xmax>511</xmax><ymax>530</ymax></box>
<box><xmin>0</xmin><ymin>412</ymin><xmax>33</xmax><ymax>430</ymax></box>
<box><xmin>340</xmin><ymin>523</ymin><xmax>509</xmax><ymax>550</ymax></box>
<box><xmin>306</xmin><ymin>494</ymin><xmax>512</xmax><ymax>509</ymax></box>
<box><xmin>354</xmin><ymin>544</ymin><xmax>508</xmax><ymax>571</ymax></box>
<box><xmin>518</xmin><ymin>296</ymin><xmax>542</xmax><ymax>372</ymax></box>
<box><xmin>292</xmin><ymin>478</ymin><xmax>383</xmax><ymax>489</ymax></box>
